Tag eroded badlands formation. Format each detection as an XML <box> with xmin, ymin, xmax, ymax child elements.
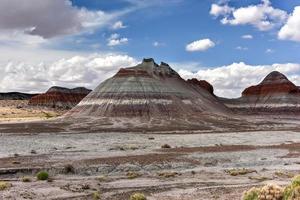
<box><xmin>29</xmin><ymin>86</ymin><xmax>91</xmax><ymax>109</ymax></box>
<box><xmin>221</xmin><ymin>71</ymin><xmax>300</xmax><ymax>114</ymax></box>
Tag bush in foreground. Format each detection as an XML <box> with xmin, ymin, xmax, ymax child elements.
<box><xmin>37</xmin><ymin>171</ymin><xmax>49</xmax><ymax>180</ymax></box>
<box><xmin>130</xmin><ymin>193</ymin><xmax>147</xmax><ymax>200</ymax></box>
<box><xmin>0</xmin><ymin>181</ymin><xmax>11</xmax><ymax>191</ymax></box>
<box><xmin>242</xmin><ymin>175</ymin><xmax>300</xmax><ymax>200</ymax></box>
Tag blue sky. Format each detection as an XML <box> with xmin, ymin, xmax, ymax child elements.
<box><xmin>64</xmin><ymin>0</ymin><xmax>300</xmax><ymax>66</ymax></box>
<box><xmin>0</xmin><ymin>0</ymin><xmax>300</xmax><ymax>97</ymax></box>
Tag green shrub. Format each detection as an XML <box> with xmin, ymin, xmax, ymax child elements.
<box><xmin>37</xmin><ymin>171</ymin><xmax>49</xmax><ymax>180</ymax></box>
<box><xmin>130</xmin><ymin>193</ymin><xmax>147</xmax><ymax>200</ymax></box>
<box><xmin>242</xmin><ymin>187</ymin><xmax>260</xmax><ymax>200</ymax></box>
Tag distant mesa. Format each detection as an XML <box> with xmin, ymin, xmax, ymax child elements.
<box><xmin>221</xmin><ymin>71</ymin><xmax>300</xmax><ymax>114</ymax></box>
<box><xmin>66</xmin><ymin>58</ymin><xmax>229</xmax><ymax>122</ymax></box>
<box><xmin>29</xmin><ymin>86</ymin><xmax>91</xmax><ymax>109</ymax></box>
<box><xmin>0</xmin><ymin>92</ymin><xmax>38</xmax><ymax>100</ymax></box>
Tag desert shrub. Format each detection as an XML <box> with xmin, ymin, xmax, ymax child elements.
<box><xmin>130</xmin><ymin>193</ymin><xmax>147</xmax><ymax>200</ymax></box>
<box><xmin>93</xmin><ymin>191</ymin><xmax>101</xmax><ymax>200</ymax></box>
<box><xmin>158</xmin><ymin>172</ymin><xmax>180</xmax><ymax>178</ymax></box>
<box><xmin>127</xmin><ymin>172</ymin><xmax>141</xmax><ymax>179</ymax></box>
<box><xmin>242</xmin><ymin>187</ymin><xmax>260</xmax><ymax>200</ymax></box>
<box><xmin>283</xmin><ymin>175</ymin><xmax>300</xmax><ymax>200</ymax></box>
<box><xmin>22</xmin><ymin>176</ymin><xmax>32</xmax><ymax>182</ymax></box>
<box><xmin>225</xmin><ymin>168</ymin><xmax>256</xmax><ymax>176</ymax></box>
<box><xmin>37</xmin><ymin>171</ymin><xmax>49</xmax><ymax>180</ymax></box>
<box><xmin>259</xmin><ymin>184</ymin><xmax>283</xmax><ymax>200</ymax></box>
<box><xmin>0</xmin><ymin>181</ymin><xmax>11</xmax><ymax>191</ymax></box>
<box><xmin>161</xmin><ymin>144</ymin><xmax>171</xmax><ymax>149</ymax></box>
<box><xmin>64</xmin><ymin>164</ymin><xmax>75</xmax><ymax>174</ymax></box>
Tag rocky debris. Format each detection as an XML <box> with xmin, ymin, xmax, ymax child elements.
<box><xmin>29</xmin><ymin>86</ymin><xmax>91</xmax><ymax>109</ymax></box>
<box><xmin>221</xmin><ymin>71</ymin><xmax>300</xmax><ymax>114</ymax></box>
<box><xmin>187</xmin><ymin>78</ymin><xmax>214</xmax><ymax>95</ymax></box>
<box><xmin>66</xmin><ymin>58</ymin><xmax>229</xmax><ymax>123</ymax></box>
<box><xmin>0</xmin><ymin>92</ymin><xmax>38</xmax><ymax>100</ymax></box>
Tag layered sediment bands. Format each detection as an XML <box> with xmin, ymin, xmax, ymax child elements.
<box><xmin>187</xmin><ymin>79</ymin><xmax>214</xmax><ymax>95</ymax></box>
<box><xmin>29</xmin><ymin>86</ymin><xmax>91</xmax><ymax>109</ymax></box>
<box><xmin>66</xmin><ymin>58</ymin><xmax>229</xmax><ymax>119</ymax></box>
<box><xmin>221</xmin><ymin>71</ymin><xmax>300</xmax><ymax>114</ymax></box>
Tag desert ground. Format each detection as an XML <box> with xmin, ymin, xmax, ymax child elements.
<box><xmin>1</xmin><ymin>113</ymin><xmax>300</xmax><ymax>199</ymax></box>
<box><xmin>0</xmin><ymin>100</ymin><xmax>64</xmax><ymax>123</ymax></box>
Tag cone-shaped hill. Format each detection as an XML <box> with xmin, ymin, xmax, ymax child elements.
<box><xmin>221</xmin><ymin>71</ymin><xmax>300</xmax><ymax>114</ymax></box>
<box><xmin>64</xmin><ymin>59</ymin><xmax>232</xmax><ymax>130</ymax></box>
<box><xmin>67</xmin><ymin>58</ymin><xmax>229</xmax><ymax>118</ymax></box>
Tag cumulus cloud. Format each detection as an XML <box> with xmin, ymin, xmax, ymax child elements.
<box><xmin>210</xmin><ymin>4</ymin><xmax>232</xmax><ymax>16</ymax></box>
<box><xmin>211</xmin><ymin>0</ymin><xmax>288</xmax><ymax>31</ymax></box>
<box><xmin>278</xmin><ymin>6</ymin><xmax>300</xmax><ymax>42</ymax></box>
<box><xmin>0</xmin><ymin>0</ymin><xmax>124</xmax><ymax>39</ymax></box>
<box><xmin>153</xmin><ymin>41</ymin><xmax>165</xmax><ymax>47</ymax></box>
<box><xmin>236</xmin><ymin>46</ymin><xmax>248</xmax><ymax>51</ymax></box>
<box><xmin>0</xmin><ymin>54</ymin><xmax>137</xmax><ymax>93</ymax></box>
<box><xmin>111</xmin><ymin>21</ymin><xmax>127</xmax><ymax>30</ymax></box>
<box><xmin>178</xmin><ymin>62</ymin><xmax>300</xmax><ymax>98</ymax></box>
<box><xmin>107</xmin><ymin>33</ymin><xmax>129</xmax><ymax>46</ymax></box>
<box><xmin>242</xmin><ymin>34</ymin><xmax>253</xmax><ymax>39</ymax></box>
<box><xmin>186</xmin><ymin>39</ymin><xmax>215</xmax><ymax>52</ymax></box>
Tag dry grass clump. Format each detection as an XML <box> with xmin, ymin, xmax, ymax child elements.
<box><xmin>259</xmin><ymin>184</ymin><xmax>283</xmax><ymax>200</ymax></box>
<box><xmin>127</xmin><ymin>172</ymin><xmax>142</xmax><ymax>179</ymax></box>
<box><xmin>92</xmin><ymin>191</ymin><xmax>101</xmax><ymax>200</ymax></box>
<box><xmin>225</xmin><ymin>168</ymin><xmax>256</xmax><ymax>176</ymax></box>
<box><xmin>161</xmin><ymin>144</ymin><xmax>171</xmax><ymax>149</ymax></box>
<box><xmin>21</xmin><ymin>176</ymin><xmax>32</xmax><ymax>182</ymax></box>
<box><xmin>158</xmin><ymin>171</ymin><xmax>180</xmax><ymax>178</ymax></box>
<box><xmin>242</xmin><ymin>175</ymin><xmax>300</xmax><ymax>200</ymax></box>
<box><xmin>0</xmin><ymin>181</ymin><xmax>11</xmax><ymax>191</ymax></box>
<box><xmin>242</xmin><ymin>187</ymin><xmax>260</xmax><ymax>200</ymax></box>
<box><xmin>130</xmin><ymin>193</ymin><xmax>147</xmax><ymax>200</ymax></box>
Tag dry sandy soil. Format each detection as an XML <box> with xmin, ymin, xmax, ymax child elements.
<box><xmin>0</xmin><ymin>100</ymin><xmax>63</xmax><ymax>122</ymax></box>
<box><xmin>0</xmin><ymin>125</ymin><xmax>300</xmax><ymax>199</ymax></box>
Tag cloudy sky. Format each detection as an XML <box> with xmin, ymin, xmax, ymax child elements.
<box><xmin>0</xmin><ymin>0</ymin><xmax>300</xmax><ymax>98</ymax></box>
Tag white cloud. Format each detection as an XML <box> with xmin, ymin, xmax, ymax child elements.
<box><xmin>236</xmin><ymin>46</ymin><xmax>248</xmax><ymax>51</ymax></box>
<box><xmin>153</xmin><ymin>41</ymin><xmax>165</xmax><ymax>47</ymax></box>
<box><xmin>112</xmin><ymin>21</ymin><xmax>127</xmax><ymax>30</ymax></box>
<box><xmin>278</xmin><ymin>6</ymin><xmax>300</xmax><ymax>42</ymax></box>
<box><xmin>211</xmin><ymin>0</ymin><xmax>288</xmax><ymax>31</ymax></box>
<box><xmin>210</xmin><ymin>4</ymin><xmax>232</xmax><ymax>16</ymax></box>
<box><xmin>107</xmin><ymin>33</ymin><xmax>129</xmax><ymax>46</ymax></box>
<box><xmin>186</xmin><ymin>38</ymin><xmax>215</xmax><ymax>52</ymax></box>
<box><xmin>265</xmin><ymin>48</ymin><xmax>274</xmax><ymax>53</ymax></box>
<box><xmin>178</xmin><ymin>62</ymin><xmax>300</xmax><ymax>98</ymax></box>
<box><xmin>0</xmin><ymin>54</ymin><xmax>137</xmax><ymax>93</ymax></box>
<box><xmin>242</xmin><ymin>34</ymin><xmax>253</xmax><ymax>39</ymax></box>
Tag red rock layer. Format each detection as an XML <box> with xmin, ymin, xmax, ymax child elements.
<box><xmin>29</xmin><ymin>87</ymin><xmax>91</xmax><ymax>109</ymax></box>
<box><xmin>187</xmin><ymin>78</ymin><xmax>214</xmax><ymax>95</ymax></box>
<box><xmin>242</xmin><ymin>71</ymin><xmax>300</xmax><ymax>96</ymax></box>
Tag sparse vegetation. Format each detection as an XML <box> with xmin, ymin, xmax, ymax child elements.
<box><xmin>130</xmin><ymin>193</ymin><xmax>147</xmax><ymax>200</ymax></box>
<box><xmin>242</xmin><ymin>187</ymin><xmax>260</xmax><ymax>200</ymax></box>
<box><xmin>225</xmin><ymin>168</ymin><xmax>256</xmax><ymax>176</ymax></box>
<box><xmin>64</xmin><ymin>164</ymin><xmax>75</xmax><ymax>174</ymax></box>
<box><xmin>96</xmin><ymin>176</ymin><xmax>108</xmax><ymax>182</ymax></box>
<box><xmin>36</xmin><ymin>171</ymin><xmax>49</xmax><ymax>180</ymax></box>
<box><xmin>93</xmin><ymin>191</ymin><xmax>101</xmax><ymax>200</ymax></box>
<box><xmin>0</xmin><ymin>181</ymin><xmax>11</xmax><ymax>191</ymax></box>
<box><xmin>158</xmin><ymin>171</ymin><xmax>180</xmax><ymax>178</ymax></box>
<box><xmin>21</xmin><ymin>176</ymin><xmax>32</xmax><ymax>182</ymax></box>
<box><xmin>161</xmin><ymin>144</ymin><xmax>171</xmax><ymax>149</ymax></box>
<box><xmin>127</xmin><ymin>172</ymin><xmax>142</xmax><ymax>179</ymax></box>
<box><xmin>242</xmin><ymin>175</ymin><xmax>300</xmax><ymax>200</ymax></box>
